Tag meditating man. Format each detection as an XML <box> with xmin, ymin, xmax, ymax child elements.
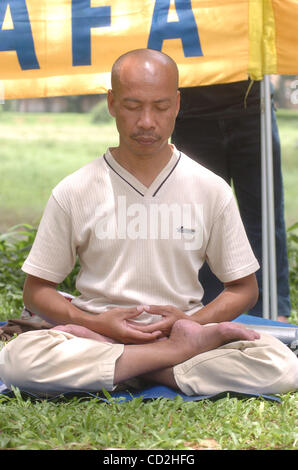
<box><xmin>0</xmin><ymin>49</ymin><xmax>297</xmax><ymax>397</ymax></box>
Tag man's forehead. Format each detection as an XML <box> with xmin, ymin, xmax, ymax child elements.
<box><xmin>115</xmin><ymin>89</ymin><xmax>177</xmax><ymax>105</ymax></box>
<box><xmin>112</xmin><ymin>50</ymin><xmax>179</xmax><ymax>92</ymax></box>
<box><xmin>114</xmin><ymin>70</ymin><xmax>178</xmax><ymax>98</ymax></box>
<box><xmin>113</xmin><ymin>69</ymin><xmax>177</xmax><ymax>99</ymax></box>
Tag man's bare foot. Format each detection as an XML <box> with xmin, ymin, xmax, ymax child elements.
<box><xmin>138</xmin><ymin>322</ymin><xmax>261</xmax><ymax>390</ymax></box>
<box><xmin>167</xmin><ymin>320</ymin><xmax>260</xmax><ymax>360</ymax></box>
<box><xmin>51</xmin><ymin>324</ymin><xmax>118</xmax><ymax>343</ymax></box>
<box><xmin>113</xmin><ymin>320</ymin><xmax>261</xmax><ymax>386</ymax></box>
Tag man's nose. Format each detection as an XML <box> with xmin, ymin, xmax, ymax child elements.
<box><xmin>137</xmin><ymin>108</ymin><xmax>155</xmax><ymax>129</ymax></box>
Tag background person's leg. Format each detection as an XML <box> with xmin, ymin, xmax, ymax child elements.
<box><xmin>228</xmin><ymin>111</ymin><xmax>291</xmax><ymax>318</ymax></box>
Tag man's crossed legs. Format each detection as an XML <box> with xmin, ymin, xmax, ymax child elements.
<box><xmin>0</xmin><ymin>320</ymin><xmax>297</xmax><ymax>397</ymax></box>
<box><xmin>52</xmin><ymin>321</ymin><xmax>260</xmax><ymax>389</ymax></box>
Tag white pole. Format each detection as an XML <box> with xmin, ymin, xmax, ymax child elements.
<box><xmin>260</xmin><ymin>80</ymin><xmax>270</xmax><ymax>319</ymax></box>
<box><xmin>261</xmin><ymin>75</ymin><xmax>278</xmax><ymax>321</ymax></box>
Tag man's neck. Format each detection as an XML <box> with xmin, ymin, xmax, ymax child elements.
<box><xmin>110</xmin><ymin>144</ymin><xmax>173</xmax><ymax>188</ymax></box>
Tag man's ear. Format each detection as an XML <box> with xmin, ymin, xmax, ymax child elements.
<box><xmin>107</xmin><ymin>89</ymin><xmax>116</xmax><ymax>117</ymax></box>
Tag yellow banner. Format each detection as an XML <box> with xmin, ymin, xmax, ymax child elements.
<box><xmin>272</xmin><ymin>0</ymin><xmax>298</xmax><ymax>75</ymax></box>
<box><xmin>0</xmin><ymin>1</ymin><xmax>297</xmax><ymax>99</ymax></box>
<box><xmin>248</xmin><ymin>0</ymin><xmax>298</xmax><ymax>79</ymax></box>
<box><xmin>0</xmin><ymin>0</ymin><xmax>250</xmax><ymax>99</ymax></box>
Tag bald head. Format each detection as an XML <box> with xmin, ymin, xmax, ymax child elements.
<box><xmin>111</xmin><ymin>49</ymin><xmax>179</xmax><ymax>94</ymax></box>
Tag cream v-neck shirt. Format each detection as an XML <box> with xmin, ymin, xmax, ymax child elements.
<box><xmin>22</xmin><ymin>146</ymin><xmax>259</xmax><ymax>324</ymax></box>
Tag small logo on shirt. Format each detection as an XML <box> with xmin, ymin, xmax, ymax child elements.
<box><xmin>177</xmin><ymin>226</ymin><xmax>196</xmax><ymax>234</ymax></box>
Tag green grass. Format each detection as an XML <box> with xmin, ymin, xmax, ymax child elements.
<box><xmin>0</xmin><ymin>112</ymin><xmax>118</xmax><ymax>231</ymax></box>
<box><xmin>276</xmin><ymin>109</ymin><xmax>298</xmax><ymax>228</ymax></box>
<box><xmin>0</xmin><ymin>390</ymin><xmax>297</xmax><ymax>450</ymax></box>
<box><xmin>0</xmin><ymin>110</ymin><xmax>297</xmax><ymax>450</ymax></box>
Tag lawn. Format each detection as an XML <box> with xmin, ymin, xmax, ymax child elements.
<box><xmin>0</xmin><ymin>390</ymin><xmax>297</xmax><ymax>451</ymax></box>
<box><xmin>0</xmin><ymin>111</ymin><xmax>118</xmax><ymax>231</ymax></box>
<box><xmin>275</xmin><ymin>109</ymin><xmax>298</xmax><ymax>228</ymax></box>
<box><xmin>0</xmin><ymin>109</ymin><xmax>297</xmax><ymax>451</ymax></box>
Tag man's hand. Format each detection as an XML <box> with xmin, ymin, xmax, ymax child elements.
<box><xmin>127</xmin><ymin>305</ymin><xmax>188</xmax><ymax>338</ymax></box>
<box><xmin>23</xmin><ymin>275</ymin><xmax>163</xmax><ymax>345</ymax></box>
<box><xmin>97</xmin><ymin>307</ymin><xmax>163</xmax><ymax>344</ymax></box>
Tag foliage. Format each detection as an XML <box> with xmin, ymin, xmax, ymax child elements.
<box><xmin>276</xmin><ymin>108</ymin><xmax>298</xmax><ymax>121</ymax></box>
<box><xmin>0</xmin><ymin>101</ymin><xmax>13</xmax><ymax>112</ymax></box>
<box><xmin>90</xmin><ymin>98</ymin><xmax>113</xmax><ymax>124</ymax></box>
<box><xmin>0</xmin><ymin>224</ymin><xmax>80</xmax><ymax>316</ymax></box>
<box><xmin>0</xmin><ymin>225</ymin><xmax>37</xmax><ymax>307</ymax></box>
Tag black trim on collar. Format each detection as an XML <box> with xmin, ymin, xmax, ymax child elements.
<box><xmin>103</xmin><ymin>154</ymin><xmax>145</xmax><ymax>197</ymax></box>
<box><xmin>103</xmin><ymin>152</ymin><xmax>181</xmax><ymax>197</ymax></box>
<box><xmin>152</xmin><ymin>152</ymin><xmax>181</xmax><ymax>196</ymax></box>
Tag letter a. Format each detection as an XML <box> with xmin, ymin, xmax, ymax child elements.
<box><xmin>72</xmin><ymin>0</ymin><xmax>111</xmax><ymax>66</ymax></box>
<box><xmin>148</xmin><ymin>0</ymin><xmax>203</xmax><ymax>57</ymax></box>
<box><xmin>0</xmin><ymin>0</ymin><xmax>39</xmax><ymax>70</ymax></box>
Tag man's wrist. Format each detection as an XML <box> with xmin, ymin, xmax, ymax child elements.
<box><xmin>66</xmin><ymin>302</ymin><xmax>106</xmax><ymax>333</ymax></box>
<box><xmin>189</xmin><ymin>305</ymin><xmax>217</xmax><ymax>325</ymax></box>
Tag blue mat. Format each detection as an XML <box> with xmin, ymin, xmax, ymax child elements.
<box><xmin>1</xmin><ymin>314</ymin><xmax>297</xmax><ymax>403</ymax></box>
<box><xmin>235</xmin><ymin>313</ymin><xmax>298</xmax><ymax>328</ymax></box>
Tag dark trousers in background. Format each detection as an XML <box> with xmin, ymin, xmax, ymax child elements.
<box><xmin>172</xmin><ymin>109</ymin><xmax>291</xmax><ymax>317</ymax></box>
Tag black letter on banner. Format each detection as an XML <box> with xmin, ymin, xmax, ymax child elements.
<box><xmin>72</xmin><ymin>0</ymin><xmax>111</xmax><ymax>66</ymax></box>
<box><xmin>0</xmin><ymin>0</ymin><xmax>39</xmax><ymax>70</ymax></box>
<box><xmin>148</xmin><ymin>0</ymin><xmax>203</xmax><ymax>57</ymax></box>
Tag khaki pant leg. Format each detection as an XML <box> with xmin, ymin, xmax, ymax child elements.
<box><xmin>0</xmin><ymin>329</ymin><xmax>124</xmax><ymax>396</ymax></box>
<box><xmin>173</xmin><ymin>332</ymin><xmax>298</xmax><ymax>396</ymax></box>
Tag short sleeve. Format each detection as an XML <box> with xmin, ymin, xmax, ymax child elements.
<box><xmin>205</xmin><ymin>196</ymin><xmax>260</xmax><ymax>282</ymax></box>
<box><xmin>22</xmin><ymin>194</ymin><xmax>77</xmax><ymax>283</ymax></box>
